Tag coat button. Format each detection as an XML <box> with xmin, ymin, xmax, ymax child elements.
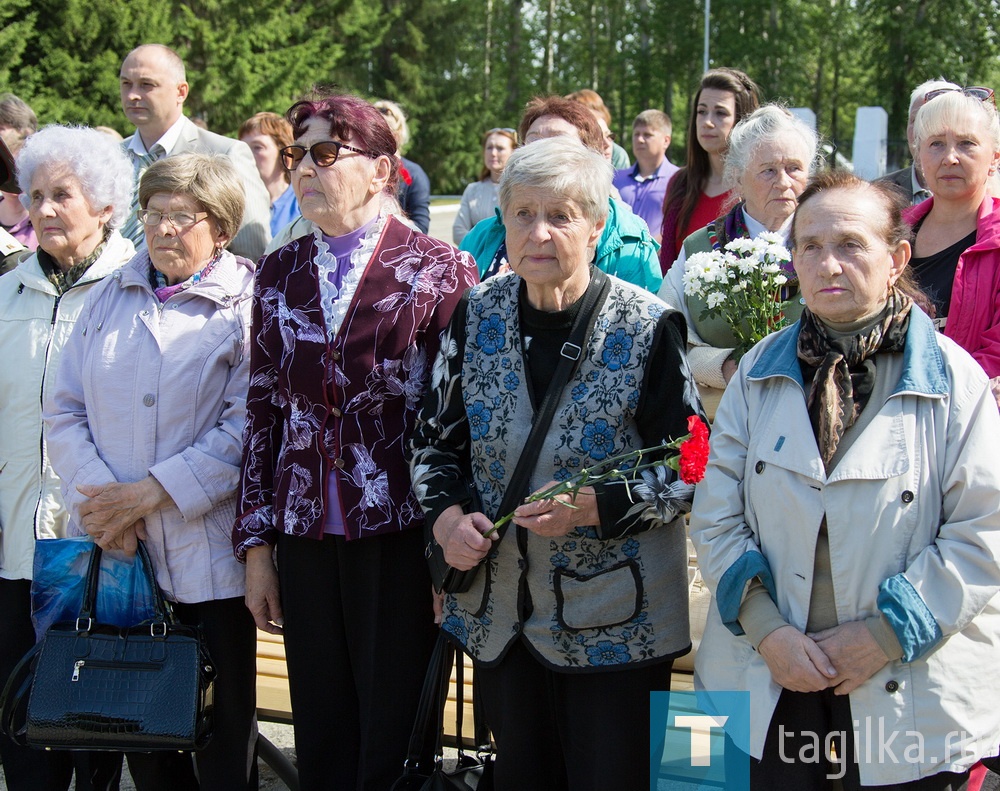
<box><xmin>331</xmin><ymin>407</ymin><xmax>342</xmax><ymax>417</ymax></box>
<box><xmin>885</xmin><ymin>680</ymin><xmax>899</xmax><ymax>693</ymax></box>
<box><xmin>901</xmin><ymin>490</ymin><xmax>914</xmax><ymax>503</ymax></box>
<box><xmin>142</xmin><ymin>394</ymin><xmax>155</xmax><ymax>407</ymax></box>
<box><xmin>333</xmin><ymin>458</ymin><xmax>345</xmax><ymax>469</ymax></box>
<box><xmin>755</xmin><ymin>461</ymin><xmax>765</xmax><ymax>474</ymax></box>
<box><xmin>517</xmin><ymin>559</ymin><xmax>526</xmax><ymax>570</ymax></box>
<box><xmin>331</xmin><ymin>350</ymin><xmax>342</xmax><ymax>361</ymax></box>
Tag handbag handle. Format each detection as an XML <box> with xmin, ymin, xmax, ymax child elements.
<box><xmin>77</xmin><ymin>541</ymin><xmax>173</xmax><ymax>629</ymax></box>
<box><xmin>400</xmin><ymin>632</ymin><xmax>454</xmax><ymax>773</ymax></box>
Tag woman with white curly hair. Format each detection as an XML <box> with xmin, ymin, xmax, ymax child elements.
<box><xmin>0</xmin><ymin>124</ymin><xmax>134</xmax><ymax>791</ymax></box>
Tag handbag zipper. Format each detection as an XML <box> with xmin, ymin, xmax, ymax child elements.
<box><xmin>71</xmin><ymin>659</ymin><xmax>162</xmax><ymax>682</ymax></box>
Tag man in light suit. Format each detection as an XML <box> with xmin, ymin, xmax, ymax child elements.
<box><xmin>880</xmin><ymin>77</ymin><xmax>960</xmax><ymax>205</ymax></box>
<box><xmin>118</xmin><ymin>44</ymin><xmax>270</xmax><ymax>259</ymax></box>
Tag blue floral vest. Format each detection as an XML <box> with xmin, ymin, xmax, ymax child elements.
<box><xmin>442</xmin><ymin>273</ymin><xmax>691</xmax><ymax>669</ymax></box>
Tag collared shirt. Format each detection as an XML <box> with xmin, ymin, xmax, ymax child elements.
<box><xmin>911</xmin><ymin>166</ymin><xmax>932</xmax><ymax>205</ymax></box>
<box><xmin>269</xmin><ymin>184</ymin><xmax>300</xmax><ymax>237</ymax></box>
<box><xmin>3</xmin><ymin>214</ymin><xmax>37</xmax><ymax>251</ymax></box>
<box><xmin>126</xmin><ymin>114</ymin><xmax>187</xmax><ymax>158</ymax></box>
<box><xmin>612</xmin><ymin>158</ymin><xmax>679</xmax><ymax>240</ymax></box>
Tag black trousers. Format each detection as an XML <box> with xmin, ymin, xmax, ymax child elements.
<box><xmin>474</xmin><ymin>637</ymin><xmax>674</xmax><ymax>791</ymax></box>
<box><xmin>277</xmin><ymin>529</ymin><xmax>438</xmax><ymax>791</ymax></box>
<box><xmin>749</xmin><ymin>688</ymin><xmax>973</xmax><ymax>790</ymax></box>
<box><xmin>0</xmin><ymin>577</ymin><xmax>73</xmax><ymax>791</ymax></box>
<box><xmin>87</xmin><ymin>596</ymin><xmax>259</xmax><ymax>791</ymax></box>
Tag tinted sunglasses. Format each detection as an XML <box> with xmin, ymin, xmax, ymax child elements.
<box><xmin>279</xmin><ymin>140</ymin><xmax>374</xmax><ymax>172</ymax></box>
<box><xmin>924</xmin><ymin>86</ymin><xmax>996</xmax><ymax>106</ymax></box>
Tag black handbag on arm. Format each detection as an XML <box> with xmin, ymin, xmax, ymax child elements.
<box><xmin>426</xmin><ymin>268</ymin><xmax>612</xmax><ymax>593</ymax></box>
<box><xmin>391</xmin><ymin>632</ymin><xmax>494</xmax><ymax>791</ymax></box>
<box><xmin>0</xmin><ymin>541</ymin><xmax>216</xmax><ymax>751</ymax></box>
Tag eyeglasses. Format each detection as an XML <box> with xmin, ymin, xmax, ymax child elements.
<box><xmin>925</xmin><ymin>86</ymin><xmax>996</xmax><ymax>107</ymax></box>
<box><xmin>487</xmin><ymin>127</ymin><xmax>517</xmax><ymax>136</ymax></box>
<box><xmin>279</xmin><ymin>141</ymin><xmax>373</xmax><ymax>172</ymax></box>
<box><xmin>137</xmin><ymin>209</ymin><xmax>209</xmax><ymax>229</ymax></box>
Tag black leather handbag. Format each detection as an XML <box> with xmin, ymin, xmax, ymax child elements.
<box><xmin>0</xmin><ymin>541</ymin><xmax>216</xmax><ymax>752</ymax></box>
<box><xmin>391</xmin><ymin>632</ymin><xmax>494</xmax><ymax>791</ymax></box>
<box><xmin>426</xmin><ymin>269</ymin><xmax>612</xmax><ymax>593</ymax></box>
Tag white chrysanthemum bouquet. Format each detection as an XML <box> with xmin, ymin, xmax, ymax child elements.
<box><xmin>682</xmin><ymin>231</ymin><xmax>796</xmax><ymax>358</ymax></box>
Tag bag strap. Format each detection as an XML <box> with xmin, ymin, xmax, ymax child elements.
<box><xmin>399</xmin><ymin>632</ymin><xmax>453</xmax><ymax>774</ymax></box>
<box><xmin>492</xmin><ymin>267</ymin><xmax>612</xmax><ymax>531</ymax></box>
<box><xmin>0</xmin><ymin>641</ymin><xmax>42</xmax><ymax>745</ymax></box>
<box><xmin>78</xmin><ymin>541</ymin><xmax>174</xmax><ymax>628</ymax></box>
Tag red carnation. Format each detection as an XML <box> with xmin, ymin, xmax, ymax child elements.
<box><xmin>678</xmin><ymin>416</ymin><xmax>709</xmax><ymax>484</ymax></box>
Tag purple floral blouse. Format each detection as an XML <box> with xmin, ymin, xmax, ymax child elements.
<box><xmin>233</xmin><ymin>215</ymin><xmax>479</xmax><ymax>559</ymax></box>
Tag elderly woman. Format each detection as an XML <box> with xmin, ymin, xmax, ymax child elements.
<box><xmin>410</xmin><ymin>137</ymin><xmax>703</xmax><ymax>791</ymax></box>
<box><xmin>235</xmin><ymin>94</ymin><xmax>477</xmax><ymax>791</ymax></box>
<box><xmin>45</xmin><ymin>153</ymin><xmax>256</xmax><ymax>791</ymax></box>
<box><xmin>452</xmin><ymin>126</ymin><xmax>517</xmax><ymax>245</ymax></box>
<box><xmin>690</xmin><ymin>170</ymin><xmax>1000</xmax><ymax>789</ymax></box>
<box><xmin>903</xmin><ymin>87</ymin><xmax>1000</xmax><ymax>407</ymax></box>
<box><xmin>659</xmin><ymin>105</ymin><xmax>818</xmax><ymax>388</ymax></box>
<box><xmin>239</xmin><ymin>111</ymin><xmax>300</xmax><ymax>237</ymax></box>
<box><xmin>461</xmin><ymin>95</ymin><xmax>663</xmax><ymax>293</ymax></box>
<box><xmin>0</xmin><ymin>125</ymin><xmax>134</xmax><ymax>791</ymax></box>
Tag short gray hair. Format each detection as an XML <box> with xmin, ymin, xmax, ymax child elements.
<box><xmin>723</xmin><ymin>105</ymin><xmax>820</xmax><ymax>192</ymax></box>
<box><xmin>138</xmin><ymin>153</ymin><xmax>245</xmax><ymax>243</ymax></box>
<box><xmin>909</xmin><ymin>78</ymin><xmax>960</xmax><ymax>115</ymax></box>
<box><xmin>913</xmin><ymin>90</ymin><xmax>1000</xmax><ymax>151</ymax></box>
<box><xmin>17</xmin><ymin>125</ymin><xmax>134</xmax><ymax>229</ymax></box>
<box><xmin>499</xmin><ymin>137</ymin><xmax>611</xmax><ymax>226</ymax></box>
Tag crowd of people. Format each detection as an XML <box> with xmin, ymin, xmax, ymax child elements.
<box><xmin>1</xmin><ymin>40</ymin><xmax>1000</xmax><ymax>791</ymax></box>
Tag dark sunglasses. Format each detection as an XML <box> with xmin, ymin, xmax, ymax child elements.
<box><xmin>279</xmin><ymin>140</ymin><xmax>373</xmax><ymax>172</ymax></box>
<box><xmin>925</xmin><ymin>86</ymin><xmax>996</xmax><ymax>107</ymax></box>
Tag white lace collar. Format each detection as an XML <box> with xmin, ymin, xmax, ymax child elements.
<box><xmin>314</xmin><ymin>214</ymin><xmax>387</xmax><ymax>340</ymax></box>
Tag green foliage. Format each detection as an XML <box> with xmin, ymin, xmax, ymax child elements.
<box><xmin>3</xmin><ymin>0</ymin><xmax>999</xmax><ymax>193</ymax></box>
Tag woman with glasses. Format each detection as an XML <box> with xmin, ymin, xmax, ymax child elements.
<box><xmin>233</xmin><ymin>94</ymin><xmax>478</xmax><ymax>791</ymax></box>
<box><xmin>45</xmin><ymin>152</ymin><xmax>257</xmax><ymax>789</ymax></box>
<box><xmin>452</xmin><ymin>126</ymin><xmax>516</xmax><ymax>245</ymax></box>
<box><xmin>0</xmin><ymin>124</ymin><xmax>134</xmax><ymax>791</ymax></box>
<box><xmin>903</xmin><ymin>86</ymin><xmax>1000</xmax><ymax>408</ymax></box>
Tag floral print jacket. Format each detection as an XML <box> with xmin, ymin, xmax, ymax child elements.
<box><xmin>410</xmin><ymin>272</ymin><xmax>704</xmax><ymax>669</ymax></box>
<box><xmin>234</xmin><ymin>216</ymin><xmax>478</xmax><ymax>559</ymax></box>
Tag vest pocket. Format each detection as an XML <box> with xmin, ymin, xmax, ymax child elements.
<box><xmin>554</xmin><ymin>560</ymin><xmax>643</xmax><ymax>631</ymax></box>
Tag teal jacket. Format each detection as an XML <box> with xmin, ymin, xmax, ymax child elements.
<box><xmin>459</xmin><ymin>197</ymin><xmax>663</xmax><ymax>293</ymax></box>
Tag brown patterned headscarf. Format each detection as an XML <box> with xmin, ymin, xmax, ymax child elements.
<box><xmin>797</xmin><ymin>288</ymin><xmax>913</xmax><ymax>465</ymax></box>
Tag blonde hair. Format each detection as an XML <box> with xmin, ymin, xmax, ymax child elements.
<box><xmin>913</xmin><ymin>90</ymin><xmax>1000</xmax><ymax>151</ymax></box>
<box><xmin>372</xmin><ymin>100</ymin><xmax>409</xmax><ymax>151</ymax></box>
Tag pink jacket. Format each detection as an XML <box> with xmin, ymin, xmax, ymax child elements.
<box><xmin>905</xmin><ymin>196</ymin><xmax>1000</xmax><ymax>377</ymax></box>
<box><xmin>44</xmin><ymin>251</ymin><xmax>254</xmax><ymax>603</ymax></box>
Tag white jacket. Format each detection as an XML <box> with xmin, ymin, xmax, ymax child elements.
<box><xmin>690</xmin><ymin>309</ymin><xmax>1000</xmax><ymax>785</ymax></box>
<box><xmin>44</xmin><ymin>250</ymin><xmax>253</xmax><ymax>604</ymax></box>
<box><xmin>0</xmin><ymin>232</ymin><xmax>135</xmax><ymax>580</ymax></box>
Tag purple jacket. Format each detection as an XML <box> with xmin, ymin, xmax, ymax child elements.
<box><xmin>234</xmin><ymin>215</ymin><xmax>478</xmax><ymax>559</ymax></box>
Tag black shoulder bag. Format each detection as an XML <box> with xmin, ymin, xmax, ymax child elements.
<box><xmin>426</xmin><ymin>268</ymin><xmax>612</xmax><ymax>593</ymax></box>
<box><xmin>0</xmin><ymin>541</ymin><xmax>216</xmax><ymax>751</ymax></box>
<box><xmin>390</xmin><ymin>631</ymin><xmax>494</xmax><ymax>791</ymax></box>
